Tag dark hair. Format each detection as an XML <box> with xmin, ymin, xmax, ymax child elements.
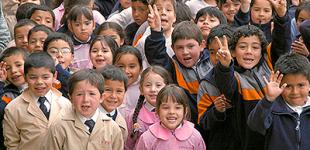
<box><xmin>130</xmin><ymin>65</ymin><xmax>172</xmax><ymax>138</ymax></box>
<box><xmin>27</xmin><ymin>4</ymin><xmax>55</xmax><ymax>26</ymax></box>
<box><xmin>175</xmin><ymin>1</ymin><xmax>193</xmax><ymax>24</ymax></box>
<box><xmin>61</xmin><ymin>0</ymin><xmax>94</xmax><ymax>25</ymax></box>
<box><xmin>66</xmin><ymin>5</ymin><xmax>94</xmax><ymax>23</ymax></box>
<box><xmin>216</xmin><ymin>0</ymin><xmax>240</xmax><ymax>7</ymax></box>
<box><xmin>275</xmin><ymin>53</ymin><xmax>310</xmax><ymax>81</ymax></box>
<box><xmin>14</xmin><ymin>19</ymin><xmax>37</xmax><ymax>36</ymax></box>
<box><xmin>68</xmin><ymin>69</ymin><xmax>105</xmax><ymax>95</ymax></box>
<box><xmin>96</xmin><ymin>22</ymin><xmax>125</xmax><ymax>41</ymax></box>
<box><xmin>113</xmin><ymin>45</ymin><xmax>143</xmax><ymax>69</ymax></box>
<box><xmin>16</xmin><ymin>3</ymin><xmax>38</xmax><ymax>21</ymax></box>
<box><xmin>207</xmin><ymin>24</ymin><xmax>234</xmax><ymax>46</ymax></box>
<box><xmin>156</xmin><ymin>84</ymin><xmax>190</xmax><ymax>120</ymax></box>
<box><xmin>131</xmin><ymin>0</ymin><xmax>149</xmax><ymax>5</ymax></box>
<box><xmin>194</xmin><ymin>6</ymin><xmax>227</xmax><ymax>25</ymax></box>
<box><xmin>24</xmin><ymin>52</ymin><xmax>55</xmax><ymax>75</ymax></box>
<box><xmin>295</xmin><ymin>1</ymin><xmax>310</xmax><ymax>20</ymax></box>
<box><xmin>0</xmin><ymin>47</ymin><xmax>29</xmax><ymax>62</ymax></box>
<box><xmin>229</xmin><ymin>25</ymin><xmax>268</xmax><ymax>53</ymax></box>
<box><xmin>172</xmin><ymin>21</ymin><xmax>203</xmax><ymax>46</ymax></box>
<box><xmin>98</xmin><ymin>65</ymin><xmax>128</xmax><ymax>91</ymax></box>
<box><xmin>43</xmin><ymin>32</ymin><xmax>74</xmax><ymax>54</ymax></box>
<box><xmin>90</xmin><ymin>36</ymin><xmax>119</xmax><ymax>58</ymax></box>
<box><xmin>28</xmin><ymin>25</ymin><xmax>53</xmax><ymax>41</ymax></box>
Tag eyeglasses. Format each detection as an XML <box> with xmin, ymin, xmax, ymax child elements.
<box><xmin>48</xmin><ymin>47</ymin><xmax>72</xmax><ymax>55</ymax></box>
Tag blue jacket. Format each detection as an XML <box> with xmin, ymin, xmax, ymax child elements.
<box><xmin>248</xmin><ymin>97</ymin><xmax>310</xmax><ymax>150</ymax></box>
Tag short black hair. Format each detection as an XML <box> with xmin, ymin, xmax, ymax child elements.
<box><xmin>98</xmin><ymin>65</ymin><xmax>128</xmax><ymax>91</ymax></box>
<box><xmin>43</xmin><ymin>32</ymin><xmax>74</xmax><ymax>54</ymax></box>
<box><xmin>24</xmin><ymin>52</ymin><xmax>55</xmax><ymax>75</ymax></box>
<box><xmin>27</xmin><ymin>4</ymin><xmax>55</xmax><ymax>26</ymax></box>
<box><xmin>16</xmin><ymin>3</ymin><xmax>38</xmax><ymax>21</ymax></box>
<box><xmin>68</xmin><ymin>69</ymin><xmax>105</xmax><ymax>95</ymax></box>
<box><xmin>195</xmin><ymin>6</ymin><xmax>227</xmax><ymax>25</ymax></box>
<box><xmin>14</xmin><ymin>19</ymin><xmax>37</xmax><ymax>36</ymax></box>
<box><xmin>295</xmin><ymin>1</ymin><xmax>310</xmax><ymax>20</ymax></box>
<box><xmin>0</xmin><ymin>47</ymin><xmax>29</xmax><ymax>62</ymax></box>
<box><xmin>207</xmin><ymin>24</ymin><xmax>234</xmax><ymax>46</ymax></box>
<box><xmin>275</xmin><ymin>53</ymin><xmax>310</xmax><ymax>82</ymax></box>
<box><xmin>28</xmin><ymin>25</ymin><xmax>53</xmax><ymax>41</ymax></box>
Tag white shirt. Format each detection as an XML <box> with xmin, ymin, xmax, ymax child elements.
<box><xmin>99</xmin><ymin>105</ymin><xmax>116</xmax><ymax>116</ymax></box>
<box><xmin>144</xmin><ymin>101</ymin><xmax>155</xmax><ymax>112</ymax></box>
<box><xmin>78</xmin><ymin>108</ymin><xmax>99</xmax><ymax>131</ymax></box>
<box><xmin>34</xmin><ymin>90</ymin><xmax>53</xmax><ymax>112</ymax></box>
<box><xmin>286</xmin><ymin>96</ymin><xmax>310</xmax><ymax>115</ymax></box>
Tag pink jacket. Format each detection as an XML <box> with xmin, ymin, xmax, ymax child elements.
<box><xmin>136</xmin><ymin>121</ymin><xmax>206</xmax><ymax>150</ymax></box>
<box><xmin>71</xmin><ymin>44</ymin><xmax>92</xmax><ymax>69</ymax></box>
<box><xmin>125</xmin><ymin>104</ymin><xmax>159</xmax><ymax>150</ymax></box>
<box><xmin>118</xmin><ymin>78</ymin><xmax>140</xmax><ymax>117</ymax></box>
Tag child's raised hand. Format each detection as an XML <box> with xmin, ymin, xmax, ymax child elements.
<box><xmin>291</xmin><ymin>40</ymin><xmax>310</xmax><ymax>57</ymax></box>
<box><xmin>268</xmin><ymin>0</ymin><xmax>287</xmax><ymax>17</ymax></box>
<box><xmin>147</xmin><ymin>4</ymin><xmax>161</xmax><ymax>32</ymax></box>
<box><xmin>214</xmin><ymin>95</ymin><xmax>232</xmax><ymax>112</ymax></box>
<box><xmin>0</xmin><ymin>62</ymin><xmax>7</xmax><ymax>82</ymax></box>
<box><xmin>216</xmin><ymin>36</ymin><xmax>232</xmax><ymax>68</ymax></box>
<box><xmin>263</xmin><ymin>71</ymin><xmax>287</xmax><ymax>101</ymax></box>
<box><xmin>240</xmin><ymin>0</ymin><xmax>252</xmax><ymax>13</ymax></box>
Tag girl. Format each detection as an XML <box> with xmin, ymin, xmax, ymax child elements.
<box><xmin>113</xmin><ymin>45</ymin><xmax>143</xmax><ymax>116</ymax></box>
<box><xmin>125</xmin><ymin>65</ymin><xmax>172</xmax><ymax>150</ymax></box>
<box><xmin>89</xmin><ymin>36</ymin><xmax>119</xmax><ymax>70</ymax></box>
<box><xmin>64</xmin><ymin>5</ymin><xmax>95</xmax><ymax>69</ymax></box>
<box><xmin>195</xmin><ymin>6</ymin><xmax>227</xmax><ymax>41</ymax></box>
<box><xmin>136</xmin><ymin>84</ymin><xmax>206</xmax><ymax>149</ymax></box>
<box><xmin>96</xmin><ymin>22</ymin><xmax>125</xmax><ymax>47</ymax></box>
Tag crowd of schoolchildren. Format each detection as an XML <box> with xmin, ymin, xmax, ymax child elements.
<box><xmin>0</xmin><ymin>0</ymin><xmax>309</xmax><ymax>149</ymax></box>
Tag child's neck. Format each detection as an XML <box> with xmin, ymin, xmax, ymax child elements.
<box><xmin>163</xmin><ymin>27</ymin><xmax>173</xmax><ymax>38</ymax></box>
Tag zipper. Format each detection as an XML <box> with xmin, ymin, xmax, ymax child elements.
<box><xmin>295</xmin><ymin>116</ymin><xmax>301</xmax><ymax>150</ymax></box>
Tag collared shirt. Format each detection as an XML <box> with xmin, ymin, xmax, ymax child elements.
<box><xmin>33</xmin><ymin>90</ymin><xmax>53</xmax><ymax>112</ymax></box>
<box><xmin>286</xmin><ymin>96</ymin><xmax>310</xmax><ymax>115</ymax></box>
<box><xmin>144</xmin><ymin>101</ymin><xmax>155</xmax><ymax>112</ymax></box>
<box><xmin>99</xmin><ymin>105</ymin><xmax>116</xmax><ymax>116</ymax></box>
<box><xmin>18</xmin><ymin>83</ymin><xmax>28</xmax><ymax>93</ymax></box>
<box><xmin>78</xmin><ymin>108</ymin><xmax>99</xmax><ymax>131</ymax></box>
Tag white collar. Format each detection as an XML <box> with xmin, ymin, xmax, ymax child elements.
<box><xmin>144</xmin><ymin>101</ymin><xmax>155</xmax><ymax>112</ymax></box>
<box><xmin>33</xmin><ymin>90</ymin><xmax>53</xmax><ymax>104</ymax></box>
<box><xmin>286</xmin><ymin>96</ymin><xmax>310</xmax><ymax>115</ymax></box>
<box><xmin>98</xmin><ymin>105</ymin><xmax>116</xmax><ymax>116</ymax></box>
<box><xmin>78</xmin><ymin>108</ymin><xmax>99</xmax><ymax>124</ymax></box>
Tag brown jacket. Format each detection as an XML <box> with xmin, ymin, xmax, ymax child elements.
<box><xmin>46</xmin><ymin>110</ymin><xmax>124</xmax><ymax>150</ymax></box>
<box><xmin>3</xmin><ymin>88</ymin><xmax>72</xmax><ymax>150</ymax></box>
<box><xmin>115</xmin><ymin>109</ymin><xmax>128</xmax><ymax>142</ymax></box>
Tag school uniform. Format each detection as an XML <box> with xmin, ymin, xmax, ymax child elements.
<box><xmin>125</xmin><ymin>102</ymin><xmax>159</xmax><ymax>150</ymax></box>
<box><xmin>71</xmin><ymin>36</ymin><xmax>93</xmax><ymax>69</ymax></box>
<box><xmin>136</xmin><ymin>121</ymin><xmax>206</xmax><ymax>150</ymax></box>
<box><xmin>99</xmin><ymin>105</ymin><xmax>128</xmax><ymax>141</ymax></box>
<box><xmin>46</xmin><ymin>109</ymin><xmax>124</xmax><ymax>150</ymax></box>
<box><xmin>3</xmin><ymin>88</ymin><xmax>71</xmax><ymax>150</ymax></box>
<box><xmin>118</xmin><ymin>78</ymin><xmax>140</xmax><ymax>117</ymax></box>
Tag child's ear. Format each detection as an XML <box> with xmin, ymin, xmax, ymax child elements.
<box><xmin>199</xmin><ymin>40</ymin><xmax>206</xmax><ymax>52</ymax></box>
<box><xmin>231</xmin><ymin>50</ymin><xmax>236</xmax><ymax>57</ymax></box>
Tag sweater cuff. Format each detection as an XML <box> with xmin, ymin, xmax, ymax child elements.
<box><xmin>213</xmin><ymin>107</ymin><xmax>226</xmax><ymax>121</ymax></box>
<box><xmin>260</xmin><ymin>98</ymin><xmax>273</xmax><ymax>109</ymax></box>
<box><xmin>275</xmin><ymin>12</ymin><xmax>289</xmax><ymax>24</ymax></box>
<box><xmin>218</xmin><ymin>61</ymin><xmax>233</xmax><ymax>72</ymax></box>
<box><xmin>150</xmin><ymin>28</ymin><xmax>164</xmax><ymax>39</ymax></box>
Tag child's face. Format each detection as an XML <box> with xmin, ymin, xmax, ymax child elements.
<box><xmin>115</xmin><ymin>53</ymin><xmax>141</xmax><ymax>86</ymax></box>
<box><xmin>120</xmin><ymin>0</ymin><xmax>131</xmax><ymax>9</ymax></box>
<box><xmin>71</xmin><ymin>80</ymin><xmax>103</xmax><ymax>118</ymax></box>
<box><xmin>197</xmin><ymin>14</ymin><xmax>220</xmax><ymax>39</ymax></box>
<box><xmin>14</xmin><ymin>25</ymin><xmax>34</xmax><ymax>50</ymax></box>
<box><xmin>232</xmin><ymin>35</ymin><xmax>262</xmax><ymax>69</ymax></box>
<box><xmin>90</xmin><ymin>41</ymin><xmax>113</xmax><ymax>69</ymax></box>
<box><xmin>172</xmin><ymin>39</ymin><xmax>205</xmax><ymax>68</ymax></box>
<box><xmin>208</xmin><ymin>38</ymin><xmax>222</xmax><ymax>65</ymax></box>
<box><xmin>101</xmin><ymin>80</ymin><xmax>125</xmax><ymax>112</ymax></box>
<box><xmin>131</xmin><ymin>1</ymin><xmax>149</xmax><ymax>25</ymax></box>
<box><xmin>141</xmin><ymin>72</ymin><xmax>166</xmax><ymax>107</ymax></box>
<box><xmin>31</xmin><ymin>10</ymin><xmax>54</xmax><ymax>30</ymax></box>
<box><xmin>26</xmin><ymin>67</ymin><xmax>55</xmax><ymax>97</ymax></box>
<box><xmin>220</xmin><ymin>0</ymin><xmax>241</xmax><ymax>23</ymax></box>
<box><xmin>28</xmin><ymin>31</ymin><xmax>48</xmax><ymax>53</ymax></box>
<box><xmin>296</xmin><ymin>10</ymin><xmax>310</xmax><ymax>31</ymax></box>
<box><xmin>47</xmin><ymin>39</ymin><xmax>74</xmax><ymax>69</ymax></box>
<box><xmin>99</xmin><ymin>29</ymin><xmax>124</xmax><ymax>46</ymax></box>
<box><xmin>281</xmin><ymin>74</ymin><xmax>310</xmax><ymax>106</ymax></box>
<box><xmin>4</xmin><ymin>54</ymin><xmax>25</xmax><ymax>87</ymax></box>
<box><xmin>19</xmin><ymin>0</ymin><xmax>41</xmax><ymax>5</ymax></box>
<box><xmin>250</xmin><ymin>0</ymin><xmax>273</xmax><ymax>24</ymax></box>
<box><xmin>155</xmin><ymin>0</ymin><xmax>176</xmax><ymax>32</ymax></box>
<box><xmin>158</xmin><ymin>98</ymin><xmax>185</xmax><ymax>130</ymax></box>
<box><xmin>68</xmin><ymin>15</ymin><xmax>95</xmax><ymax>42</ymax></box>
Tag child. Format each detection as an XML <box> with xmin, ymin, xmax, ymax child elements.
<box><xmin>136</xmin><ymin>84</ymin><xmax>206</xmax><ymax>149</ymax></box>
<box><xmin>64</xmin><ymin>5</ymin><xmax>96</xmax><ymax>69</ymax></box>
<box><xmin>217</xmin><ymin>0</ymin><xmax>241</xmax><ymax>25</ymax></box>
<box><xmin>125</xmin><ymin>65</ymin><xmax>172</xmax><ymax>150</ymax></box>
<box><xmin>96</xmin><ymin>22</ymin><xmax>125</xmax><ymax>46</ymax></box>
<box><xmin>98</xmin><ymin>65</ymin><xmax>128</xmax><ymax>141</ymax></box>
<box><xmin>135</xmin><ymin>0</ymin><xmax>176</xmax><ymax>68</ymax></box>
<box><xmin>45</xmin><ymin>69</ymin><xmax>123</xmax><ymax>150</ymax></box>
<box><xmin>290</xmin><ymin>1</ymin><xmax>310</xmax><ymax>42</ymax></box>
<box><xmin>89</xmin><ymin>36</ymin><xmax>119</xmax><ymax>70</ymax></box>
<box><xmin>3</xmin><ymin>52</ymin><xmax>71</xmax><ymax>149</ymax></box>
<box><xmin>194</xmin><ymin>6</ymin><xmax>227</xmax><ymax>41</ymax></box>
<box><xmin>298</xmin><ymin>19</ymin><xmax>310</xmax><ymax>60</ymax></box>
<box><xmin>197</xmin><ymin>24</ymin><xmax>240</xmax><ymax>149</ymax></box>
<box><xmin>248</xmin><ymin>53</ymin><xmax>310</xmax><ymax>150</ymax></box>
<box><xmin>113</xmin><ymin>45</ymin><xmax>143</xmax><ymax>116</ymax></box>
<box><xmin>27</xmin><ymin>25</ymin><xmax>53</xmax><ymax>53</ymax></box>
<box><xmin>27</xmin><ymin>4</ymin><xmax>55</xmax><ymax>30</ymax></box>
<box><xmin>0</xmin><ymin>47</ymin><xmax>29</xmax><ymax>149</ymax></box>
<box><xmin>16</xmin><ymin>3</ymin><xmax>37</xmax><ymax>22</ymax></box>
<box><xmin>8</xmin><ymin>19</ymin><xmax>37</xmax><ymax>49</ymax></box>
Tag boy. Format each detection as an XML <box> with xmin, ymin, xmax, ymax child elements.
<box><xmin>27</xmin><ymin>4</ymin><xmax>55</xmax><ymax>30</ymax></box>
<box><xmin>0</xmin><ymin>47</ymin><xmax>29</xmax><ymax>150</ymax></box>
<box><xmin>3</xmin><ymin>52</ymin><xmax>71</xmax><ymax>150</ymax></box>
<box><xmin>248</xmin><ymin>53</ymin><xmax>310</xmax><ymax>150</ymax></box>
<box><xmin>98</xmin><ymin>65</ymin><xmax>128</xmax><ymax>141</ymax></box>
<box><xmin>216</xmin><ymin>0</ymin><xmax>241</xmax><ymax>25</ymax></box>
<box><xmin>27</xmin><ymin>25</ymin><xmax>53</xmax><ymax>53</ymax></box>
<box><xmin>46</xmin><ymin>69</ymin><xmax>123</xmax><ymax>150</ymax></box>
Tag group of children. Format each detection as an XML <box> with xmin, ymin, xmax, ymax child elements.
<box><xmin>0</xmin><ymin>0</ymin><xmax>308</xmax><ymax>149</ymax></box>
